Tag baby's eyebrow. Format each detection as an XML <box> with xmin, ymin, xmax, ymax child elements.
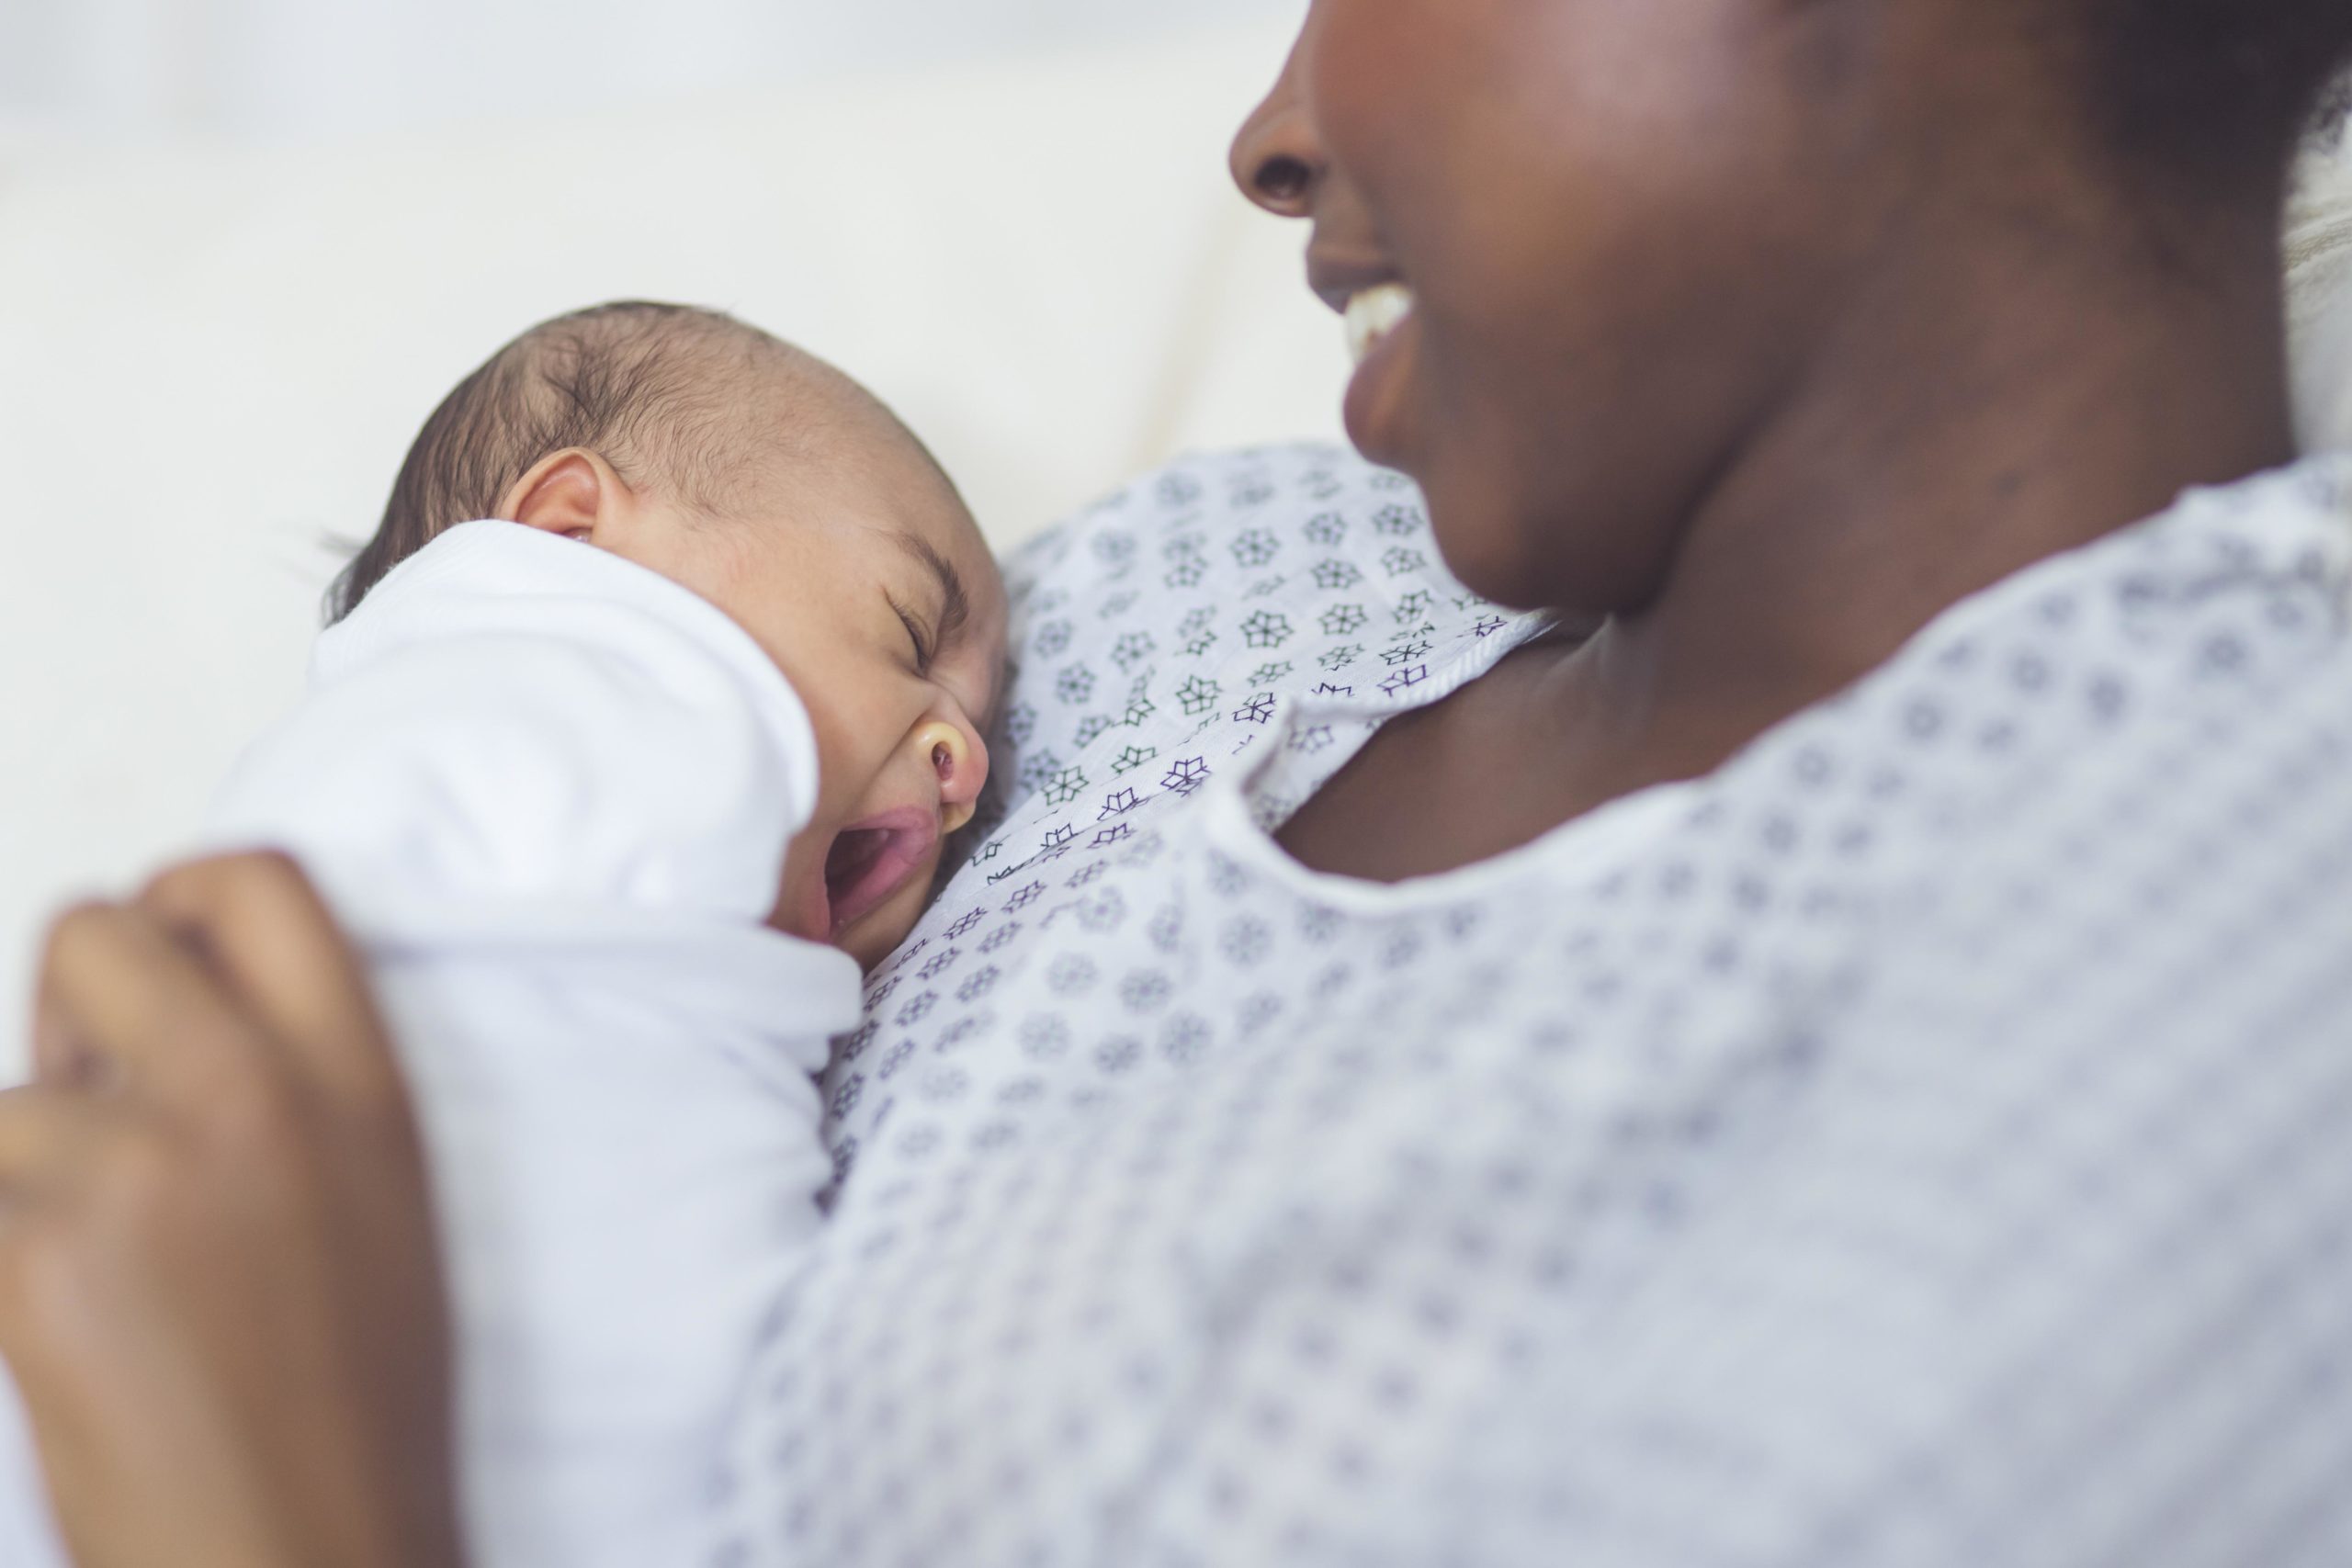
<box><xmin>892</xmin><ymin>531</ymin><xmax>970</xmax><ymax>647</ymax></box>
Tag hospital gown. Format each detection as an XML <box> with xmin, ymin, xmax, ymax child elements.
<box><xmin>714</xmin><ymin>445</ymin><xmax>2352</xmax><ymax>1568</ymax></box>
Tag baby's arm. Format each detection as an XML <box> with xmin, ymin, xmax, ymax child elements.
<box><xmin>208</xmin><ymin>618</ymin><xmax>808</xmax><ymax>939</ymax></box>
<box><xmin>198</xmin><ymin>555</ymin><xmax>862</xmax><ymax>1568</ymax></box>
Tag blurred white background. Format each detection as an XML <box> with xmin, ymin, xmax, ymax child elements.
<box><xmin>0</xmin><ymin>0</ymin><xmax>1303</xmax><ymax>142</ymax></box>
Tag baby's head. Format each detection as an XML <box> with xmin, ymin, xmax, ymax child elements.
<box><xmin>338</xmin><ymin>301</ymin><xmax>1006</xmax><ymax>968</ymax></box>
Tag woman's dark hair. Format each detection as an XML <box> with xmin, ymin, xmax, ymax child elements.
<box><xmin>2095</xmin><ymin>0</ymin><xmax>2352</xmax><ymax>194</ymax></box>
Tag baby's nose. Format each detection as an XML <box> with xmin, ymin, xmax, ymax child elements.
<box><xmin>914</xmin><ymin>719</ymin><xmax>989</xmax><ymax>832</ymax></box>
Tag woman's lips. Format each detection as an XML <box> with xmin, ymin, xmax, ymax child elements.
<box><xmin>819</xmin><ymin>806</ymin><xmax>939</xmax><ymax>939</ymax></box>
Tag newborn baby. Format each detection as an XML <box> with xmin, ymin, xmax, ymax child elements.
<box><xmin>324</xmin><ymin>299</ymin><xmax>1005</xmax><ymax>966</ymax></box>
<box><xmin>0</xmin><ymin>302</ymin><xmax>1006</xmax><ymax>1567</ymax></box>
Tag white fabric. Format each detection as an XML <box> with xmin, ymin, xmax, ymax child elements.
<box><xmin>707</xmin><ymin>445</ymin><xmax>2352</xmax><ymax>1567</ymax></box>
<box><xmin>1</xmin><ymin>521</ymin><xmax>862</xmax><ymax>1568</ymax></box>
<box><xmin>211</xmin><ymin>521</ymin><xmax>834</xmax><ymax>931</ymax></box>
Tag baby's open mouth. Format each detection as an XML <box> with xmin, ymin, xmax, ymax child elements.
<box><xmin>820</xmin><ymin>807</ymin><xmax>938</xmax><ymax>938</ymax></box>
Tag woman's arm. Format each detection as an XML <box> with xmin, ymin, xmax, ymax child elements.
<box><xmin>0</xmin><ymin>852</ymin><xmax>464</xmax><ymax>1568</ymax></box>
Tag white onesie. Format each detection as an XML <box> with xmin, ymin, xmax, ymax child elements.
<box><xmin>0</xmin><ymin>521</ymin><xmax>861</xmax><ymax>1568</ymax></box>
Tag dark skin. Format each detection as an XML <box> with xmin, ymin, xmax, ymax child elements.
<box><xmin>1</xmin><ymin>857</ymin><xmax>461</xmax><ymax>1568</ymax></box>
<box><xmin>1249</xmin><ymin>0</ymin><xmax>2298</xmax><ymax>880</ymax></box>
<box><xmin>0</xmin><ymin>0</ymin><xmax>2320</xmax><ymax>1561</ymax></box>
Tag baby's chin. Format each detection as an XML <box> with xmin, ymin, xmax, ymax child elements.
<box><xmin>839</xmin><ymin>852</ymin><xmax>944</xmax><ymax>972</ymax></box>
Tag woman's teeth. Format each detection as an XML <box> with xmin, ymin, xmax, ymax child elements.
<box><xmin>1345</xmin><ymin>283</ymin><xmax>1416</xmax><ymax>366</ymax></box>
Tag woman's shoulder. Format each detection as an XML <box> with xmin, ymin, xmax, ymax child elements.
<box><xmin>1657</xmin><ymin>456</ymin><xmax>2352</xmax><ymax>959</ymax></box>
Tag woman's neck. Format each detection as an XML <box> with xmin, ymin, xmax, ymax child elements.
<box><xmin>1564</xmin><ymin>189</ymin><xmax>2301</xmax><ymax>784</ymax></box>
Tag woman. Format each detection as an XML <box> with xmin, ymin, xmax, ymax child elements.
<box><xmin>7</xmin><ymin>2</ymin><xmax>2352</xmax><ymax>1563</ymax></box>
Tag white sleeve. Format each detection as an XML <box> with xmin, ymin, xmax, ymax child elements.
<box><xmin>194</xmin><ymin>536</ymin><xmax>863</xmax><ymax>1568</ymax></box>
<box><xmin>377</xmin><ymin>955</ymin><xmax>842</xmax><ymax>1568</ymax></box>
<box><xmin>203</xmin><ymin>578</ymin><xmax>817</xmax><ymax>940</ymax></box>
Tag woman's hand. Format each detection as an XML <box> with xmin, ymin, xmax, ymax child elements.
<box><xmin>0</xmin><ymin>852</ymin><xmax>463</xmax><ymax>1568</ymax></box>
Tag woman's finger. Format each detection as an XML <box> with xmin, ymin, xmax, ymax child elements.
<box><xmin>4</xmin><ymin>866</ymin><xmax>461</xmax><ymax>1568</ymax></box>
<box><xmin>29</xmin><ymin>989</ymin><xmax>91</xmax><ymax>1089</ymax></box>
<box><xmin>0</xmin><ymin>1086</ymin><xmax>114</xmax><ymax>1201</ymax></box>
<box><xmin>35</xmin><ymin>901</ymin><xmax>278</xmax><ymax>1112</ymax></box>
<box><xmin>29</xmin><ymin>989</ymin><xmax>130</xmax><ymax>1097</ymax></box>
<box><xmin>138</xmin><ymin>852</ymin><xmax>401</xmax><ymax>1109</ymax></box>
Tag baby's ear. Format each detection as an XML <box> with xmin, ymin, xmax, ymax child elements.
<box><xmin>497</xmin><ymin>448</ymin><xmax>627</xmax><ymax>542</ymax></box>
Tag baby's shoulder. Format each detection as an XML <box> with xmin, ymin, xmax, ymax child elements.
<box><xmin>212</xmin><ymin>523</ymin><xmax>824</xmax><ymax>934</ymax></box>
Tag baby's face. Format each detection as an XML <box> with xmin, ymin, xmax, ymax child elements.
<box><xmin>628</xmin><ymin>445</ymin><xmax>1007</xmax><ymax>969</ymax></box>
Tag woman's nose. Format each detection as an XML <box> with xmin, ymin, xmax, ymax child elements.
<box><xmin>914</xmin><ymin>719</ymin><xmax>989</xmax><ymax>834</ymax></box>
<box><xmin>1229</xmin><ymin>39</ymin><xmax>1321</xmax><ymax>220</ymax></box>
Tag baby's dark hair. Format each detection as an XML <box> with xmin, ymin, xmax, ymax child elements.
<box><xmin>330</xmin><ymin>300</ymin><xmax>949</xmax><ymax>622</ymax></box>
<box><xmin>2092</xmin><ymin>1</ymin><xmax>2352</xmax><ymax>193</ymax></box>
